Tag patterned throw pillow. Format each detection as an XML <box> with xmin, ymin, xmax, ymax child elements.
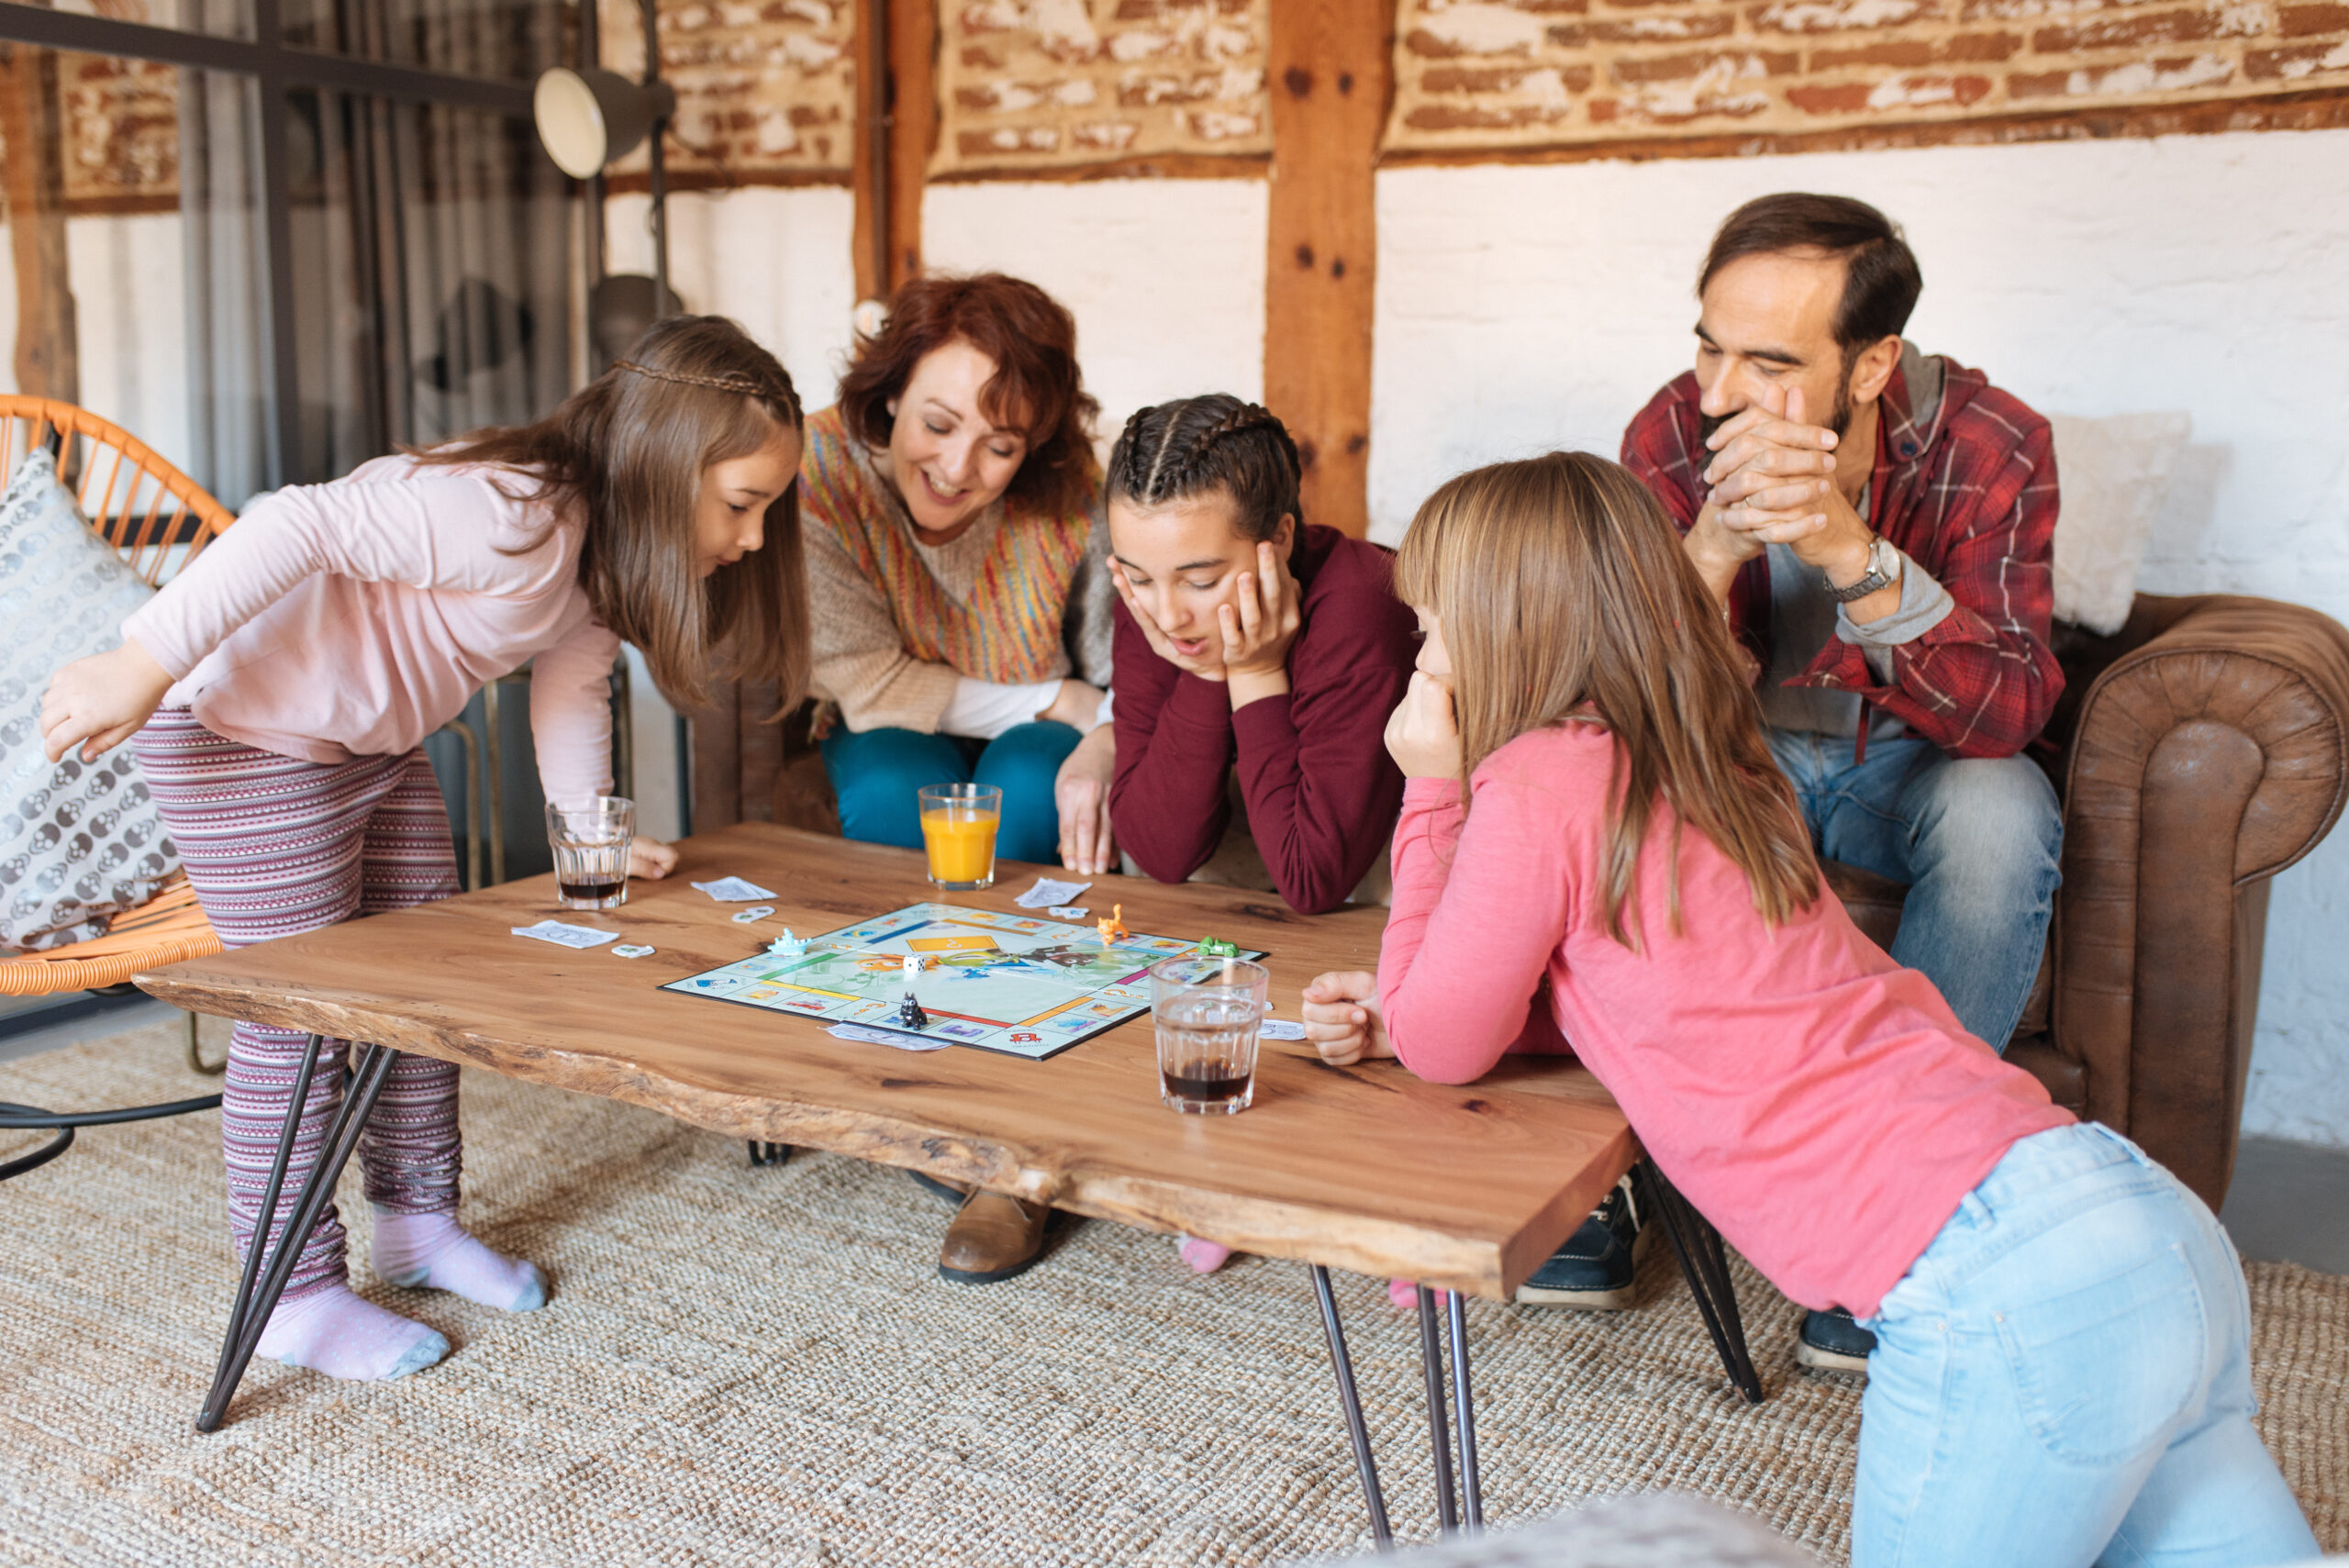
<box><xmin>0</xmin><ymin>447</ymin><xmax>178</xmax><ymax>951</ymax></box>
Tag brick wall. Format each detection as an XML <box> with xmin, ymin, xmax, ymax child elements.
<box><xmin>1385</xmin><ymin>0</ymin><xmax>2349</xmax><ymax>156</ymax></box>
<box><xmin>602</xmin><ymin>0</ymin><xmax>854</xmax><ymax>183</ymax></box>
<box><xmin>0</xmin><ymin>51</ymin><xmax>180</xmax><ymax>216</ymax></box>
<box><xmin>932</xmin><ymin>0</ymin><xmax>1270</xmax><ymax>176</ymax></box>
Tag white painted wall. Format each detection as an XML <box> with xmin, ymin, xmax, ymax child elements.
<box><xmin>606</xmin><ymin>186</ymin><xmax>860</xmax><ymax>412</ymax></box>
<box><xmin>923</xmin><ymin>178</ymin><xmax>1269</xmax><ymax>445</ymax></box>
<box><xmin>1373</xmin><ymin>131</ymin><xmax>2349</xmax><ymax>1146</ymax></box>
<box><xmin>0</xmin><ymin>212</ymin><xmax>194</xmax><ymax>478</ymax></box>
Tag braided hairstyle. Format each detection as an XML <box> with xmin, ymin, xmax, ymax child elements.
<box><xmin>1107</xmin><ymin>395</ymin><xmax>1304</xmax><ymax>546</ymax></box>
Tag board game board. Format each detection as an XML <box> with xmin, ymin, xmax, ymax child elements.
<box><xmin>662</xmin><ymin>903</ymin><xmax>1264</xmax><ymax>1061</ymax></box>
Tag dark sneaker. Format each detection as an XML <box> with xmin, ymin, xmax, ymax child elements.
<box><xmin>1514</xmin><ymin>1176</ymin><xmax>1650</xmax><ymax>1309</ymax></box>
<box><xmin>1797</xmin><ymin>1306</ymin><xmax>1876</xmax><ymax>1373</ymax></box>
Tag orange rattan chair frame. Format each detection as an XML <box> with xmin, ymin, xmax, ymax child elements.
<box><xmin>0</xmin><ymin>396</ymin><xmax>237</xmax><ymax>586</ymax></box>
<box><xmin>0</xmin><ymin>396</ymin><xmax>230</xmax><ymax>1003</ymax></box>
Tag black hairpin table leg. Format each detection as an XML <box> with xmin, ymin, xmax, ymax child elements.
<box><xmin>1415</xmin><ymin>1286</ymin><xmax>1460</xmax><ymax>1534</ymax></box>
<box><xmin>1309</xmin><ymin>1264</ymin><xmax>1395</xmax><ymax>1550</ymax></box>
<box><xmin>197</xmin><ymin>1038</ymin><xmax>398</xmax><ymax>1433</ymax></box>
<box><xmin>1446</xmin><ymin>1288</ymin><xmax>1484</xmax><ymax>1529</ymax></box>
<box><xmin>1640</xmin><ymin>1158</ymin><xmax>1765</xmax><ymax>1405</ymax></box>
<box><xmin>746</xmin><ymin>1141</ymin><xmax>792</xmax><ymax>1166</ymax></box>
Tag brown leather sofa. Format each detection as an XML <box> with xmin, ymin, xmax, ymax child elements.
<box><xmin>1830</xmin><ymin>594</ymin><xmax>2349</xmax><ymax>1212</ymax></box>
<box><xmin>695</xmin><ymin>593</ymin><xmax>2349</xmax><ymax>1217</ymax></box>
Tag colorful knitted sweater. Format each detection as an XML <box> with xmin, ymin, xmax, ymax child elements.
<box><xmin>798</xmin><ymin>406</ymin><xmax>1113</xmax><ymax>735</ymax></box>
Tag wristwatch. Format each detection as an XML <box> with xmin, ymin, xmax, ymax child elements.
<box><xmin>1826</xmin><ymin>536</ymin><xmax>1901</xmax><ymax>603</ymax></box>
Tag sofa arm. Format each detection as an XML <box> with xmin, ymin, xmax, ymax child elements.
<box><xmin>2055</xmin><ymin>594</ymin><xmax>2349</xmax><ymax>1207</ymax></box>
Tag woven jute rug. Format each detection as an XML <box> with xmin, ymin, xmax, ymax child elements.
<box><xmin>2</xmin><ymin>1020</ymin><xmax>2341</xmax><ymax>1568</ymax></box>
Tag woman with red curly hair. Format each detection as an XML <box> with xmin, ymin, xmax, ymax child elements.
<box><xmin>800</xmin><ymin>273</ymin><xmax>1114</xmax><ymax>1285</ymax></box>
<box><xmin>801</xmin><ymin>272</ymin><xmax>1117</xmax><ymax>891</ymax></box>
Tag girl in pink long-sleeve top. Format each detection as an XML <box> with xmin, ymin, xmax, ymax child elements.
<box><xmin>1302</xmin><ymin>452</ymin><xmax>2313</xmax><ymax>1568</ymax></box>
<box><xmin>39</xmin><ymin>317</ymin><xmax>812</xmax><ymax>1385</ymax></box>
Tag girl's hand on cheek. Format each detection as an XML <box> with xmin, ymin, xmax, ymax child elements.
<box><xmin>1110</xmin><ymin>559</ymin><xmax>1223</xmax><ymax>681</ymax></box>
<box><xmin>1217</xmin><ymin>540</ymin><xmax>1301</xmax><ymax>680</ymax></box>
<box><xmin>1383</xmin><ymin>671</ymin><xmax>1463</xmax><ymax>780</ymax></box>
<box><xmin>628</xmin><ymin>838</ymin><xmax>678</xmax><ymax>881</ymax></box>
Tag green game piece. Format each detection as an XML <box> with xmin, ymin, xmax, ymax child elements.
<box><xmin>1197</xmin><ymin>938</ymin><xmax>1239</xmax><ymax>957</ymax></box>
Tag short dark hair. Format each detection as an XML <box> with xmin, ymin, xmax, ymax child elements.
<box><xmin>836</xmin><ymin>272</ymin><xmax>1099</xmax><ymax>517</ymax></box>
<box><xmin>1106</xmin><ymin>395</ymin><xmax>1304</xmax><ymax>543</ymax></box>
<box><xmin>1698</xmin><ymin>193</ymin><xmax>1922</xmax><ymax>354</ymax></box>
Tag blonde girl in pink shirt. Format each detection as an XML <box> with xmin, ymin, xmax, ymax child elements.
<box><xmin>39</xmin><ymin>316</ymin><xmax>810</xmax><ymax>1385</ymax></box>
<box><xmin>1303</xmin><ymin>453</ymin><xmax>2313</xmax><ymax>1567</ymax></box>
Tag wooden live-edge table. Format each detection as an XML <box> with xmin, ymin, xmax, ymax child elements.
<box><xmin>139</xmin><ymin>825</ymin><xmax>1760</xmax><ymax>1542</ymax></box>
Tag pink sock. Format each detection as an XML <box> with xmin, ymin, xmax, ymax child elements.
<box><xmin>371</xmin><ymin>1208</ymin><xmax>546</xmax><ymax>1312</ymax></box>
<box><xmin>1388</xmin><ymin>1279</ymin><xmax>1451</xmax><ymax>1310</ymax></box>
<box><xmin>256</xmin><ymin>1284</ymin><xmax>448</xmax><ymax>1381</ymax></box>
<box><xmin>1176</xmin><ymin>1236</ymin><xmax>1233</xmax><ymax>1273</ymax></box>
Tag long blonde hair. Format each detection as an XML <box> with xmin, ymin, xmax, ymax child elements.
<box><xmin>1394</xmin><ymin>451</ymin><xmax>1819</xmax><ymax>946</ymax></box>
<box><xmin>415</xmin><ymin>315</ymin><xmax>810</xmax><ymax>713</ymax></box>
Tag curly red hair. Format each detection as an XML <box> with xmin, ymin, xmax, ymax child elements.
<box><xmin>836</xmin><ymin>272</ymin><xmax>1099</xmax><ymax>517</ymax></box>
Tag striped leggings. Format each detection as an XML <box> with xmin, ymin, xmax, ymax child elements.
<box><xmin>137</xmin><ymin>708</ymin><xmax>463</xmax><ymax>1301</ymax></box>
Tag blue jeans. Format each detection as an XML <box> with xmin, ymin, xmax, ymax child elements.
<box><xmin>1854</xmin><ymin>1122</ymin><xmax>2316</xmax><ymax>1568</ymax></box>
<box><xmin>820</xmin><ymin>721</ymin><xmax>1078</xmax><ymax>866</ymax></box>
<box><xmin>1765</xmin><ymin>728</ymin><xmax>2061</xmax><ymax>1051</ymax></box>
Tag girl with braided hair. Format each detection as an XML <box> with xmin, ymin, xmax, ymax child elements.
<box><xmin>39</xmin><ymin>314</ymin><xmax>809</xmax><ymax>1383</ymax></box>
<box><xmin>1107</xmin><ymin>395</ymin><xmax>1418</xmax><ymax>917</ymax></box>
<box><xmin>1107</xmin><ymin>395</ymin><xmax>1419</xmax><ymax>1274</ymax></box>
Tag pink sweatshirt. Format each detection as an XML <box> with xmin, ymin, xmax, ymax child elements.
<box><xmin>1378</xmin><ymin>723</ymin><xmax>2072</xmax><ymax>1317</ymax></box>
<box><xmin>122</xmin><ymin>453</ymin><xmax>618</xmax><ymax>802</ymax></box>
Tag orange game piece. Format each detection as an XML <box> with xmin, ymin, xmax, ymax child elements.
<box><xmin>1097</xmin><ymin>904</ymin><xmax>1128</xmax><ymax>943</ymax></box>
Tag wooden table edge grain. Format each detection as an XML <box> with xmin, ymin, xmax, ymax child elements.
<box><xmin>136</xmin><ymin>824</ymin><xmax>1641</xmax><ymax>1299</ymax></box>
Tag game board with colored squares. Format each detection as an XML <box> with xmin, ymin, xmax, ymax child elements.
<box><xmin>661</xmin><ymin>903</ymin><xmax>1264</xmax><ymax>1061</ymax></box>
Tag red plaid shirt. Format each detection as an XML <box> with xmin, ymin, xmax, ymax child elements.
<box><xmin>1621</xmin><ymin>356</ymin><xmax>2062</xmax><ymax>759</ymax></box>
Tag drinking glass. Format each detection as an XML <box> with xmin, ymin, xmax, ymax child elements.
<box><xmin>1150</xmin><ymin>955</ymin><xmax>1269</xmax><ymax>1115</ymax></box>
<box><xmin>919</xmin><ymin>783</ymin><xmax>1001</xmax><ymax>891</ymax></box>
<box><xmin>546</xmin><ymin>796</ymin><xmax>634</xmax><ymax>911</ymax></box>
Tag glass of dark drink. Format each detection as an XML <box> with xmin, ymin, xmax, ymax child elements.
<box><xmin>545</xmin><ymin>796</ymin><xmax>634</xmax><ymax>912</ymax></box>
<box><xmin>1149</xmin><ymin>954</ymin><xmax>1268</xmax><ymax>1115</ymax></box>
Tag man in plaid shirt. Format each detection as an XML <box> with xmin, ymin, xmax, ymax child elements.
<box><xmin>1520</xmin><ymin>195</ymin><xmax>2065</xmax><ymax>1373</ymax></box>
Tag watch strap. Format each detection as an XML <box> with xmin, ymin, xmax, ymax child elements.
<box><xmin>1825</xmin><ymin>539</ymin><xmax>1897</xmax><ymax>604</ymax></box>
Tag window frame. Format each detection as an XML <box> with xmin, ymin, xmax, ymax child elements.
<box><xmin>0</xmin><ymin>0</ymin><xmax>556</xmax><ymax>488</ymax></box>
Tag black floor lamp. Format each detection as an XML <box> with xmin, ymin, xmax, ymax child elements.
<box><xmin>532</xmin><ymin>0</ymin><xmax>681</xmax><ymax>361</ymax></box>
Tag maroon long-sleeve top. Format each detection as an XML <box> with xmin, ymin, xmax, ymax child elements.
<box><xmin>1110</xmin><ymin>523</ymin><xmax>1418</xmax><ymax>915</ymax></box>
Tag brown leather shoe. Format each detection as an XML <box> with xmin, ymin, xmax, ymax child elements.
<box><xmin>938</xmin><ymin>1189</ymin><xmax>1050</xmax><ymax>1284</ymax></box>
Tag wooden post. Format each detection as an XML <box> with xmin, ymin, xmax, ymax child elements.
<box><xmin>851</xmin><ymin>0</ymin><xmax>936</xmax><ymax>302</ymax></box>
<box><xmin>1264</xmin><ymin>1</ymin><xmax>1390</xmax><ymax>539</ymax></box>
<box><xmin>0</xmin><ymin>39</ymin><xmax>82</xmax><ymax>404</ymax></box>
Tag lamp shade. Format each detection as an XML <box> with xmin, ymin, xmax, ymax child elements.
<box><xmin>533</xmin><ymin>67</ymin><xmax>676</xmax><ymax>179</ymax></box>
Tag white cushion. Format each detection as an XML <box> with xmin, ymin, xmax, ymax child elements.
<box><xmin>2046</xmin><ymin>411</ymin><xmax>2192</xmax><ymax>637</ymax></box>
<box><xmin>0</xmin><ymin>447</ymin><xmax>177</xmax><ymax>952</ymax></box>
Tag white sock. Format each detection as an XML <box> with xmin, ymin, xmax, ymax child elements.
<box><xmin>370</xmin><ymin>1207</ymin><xmax>546</xmax><ymax>1312</ymax></box>
<box><xmin>256</xmin><ymin>1284</ymin><xmax>448</xmax><ymax>1381</ymax></box>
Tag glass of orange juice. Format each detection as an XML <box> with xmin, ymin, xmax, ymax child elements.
<box><xmin>918</xmin><ymin>783</ymin><xmax>1001</xmax><ymax>890</ymax></box>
